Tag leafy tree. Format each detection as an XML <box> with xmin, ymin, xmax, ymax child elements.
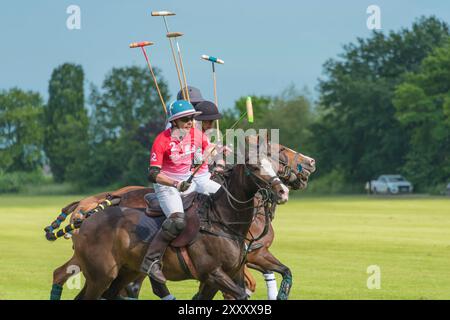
<box><xmin>220</xmin><ymin>87</ymin><xmax>314</xmax><ymax>154</ymax></box>
<box><xmin>393</xmin><ymin>39</ymin><xmax>450</xmax><ymax>188</ymax></box>
<box><xmin>85</xmin><ymin>66</ymin><xmax>169</xmax><ymax>187</ymax></box>
<box><xmin>0</xmin><ymin>88</ymin><xmax>44</xmax><ymax>172</ymax></box>
<box><xmin>258</xmin><ymin>87</ymin><xmax>314</xmax><ymax>153</ymax></box>
<box><xmin>313</xmin><ymin>16</ymin><xmax>449</xmax><ymax>183</ymax></box>
<box><xmin>44</xmin><ymin>63</ymin><xmax>88</xmax><ymax>182</ymax></box>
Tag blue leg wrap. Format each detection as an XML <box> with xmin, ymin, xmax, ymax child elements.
<box><xmin>50</xmin><ymin>284</ymin><xmax>63</xmax><ymax>300</ymax></box>
<box><xmin>277</xmin><ymin>275</ymin><xmax>292</xmax><ymax>300</ymax></box>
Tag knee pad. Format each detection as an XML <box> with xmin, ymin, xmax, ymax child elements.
<box><xmin>162</xmin><ymin>212</ymin><xmax>186</xmax><ymax>237</ymax></box>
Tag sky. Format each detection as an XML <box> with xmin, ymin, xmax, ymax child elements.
<box><xmin>1</xmin><ymin>0</ymin><xmax>449</xmax><ymax>110</ymax></box>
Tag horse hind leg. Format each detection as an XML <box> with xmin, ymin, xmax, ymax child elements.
<box><xmin>51</xmin><ymin>255</ymin><xmax>80</xmax><ymax>300</ymax></box>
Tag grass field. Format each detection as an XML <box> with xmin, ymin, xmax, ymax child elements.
<box><xmin>0</xmin><ymin>194</ymin><xmax>449</xmax><ymax>300</ymax></box>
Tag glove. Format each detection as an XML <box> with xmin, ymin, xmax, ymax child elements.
<box><xmin>193</xmin><ymin>150</ymin><xmax>203</xmax><ymax>164</ymax></box>
<box><xmin>217</xmin><ymin>144</ymin><xmax>232</xmax><ymax>155</ymax></box>
<box><xmin>177</xmin><ymin>180</ymin><xmax>191</xmax><ymax>192</ymax></box>
<box><xmin>213</xmin><ymin>160</ymin><xmax>226</xmax><ymax>174</ymax></box>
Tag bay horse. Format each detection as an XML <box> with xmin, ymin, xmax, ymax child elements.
<box><xmin>132</xmin><ymin>145</ymin><xmax>316</xmax><ymax>300</ymax></box>
<box><xmin>72</xmin><ymin>146</ymin><xmax>290</xmax><ymax>299</ymax></box>
<box><xmin>47</xmin><ymin>144</ymin><xmax>315</xmax><ymax>300</ymax></box>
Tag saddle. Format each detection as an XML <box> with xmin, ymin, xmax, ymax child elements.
<box><xmin>143</xmin><ymin>192</ymin><xmax>207</xmax><ymax>247</ymax></box>
<box><xmin>144</xmin><ymin>192</ymin><xmax>198</xmax><ymax>217</ymax></box>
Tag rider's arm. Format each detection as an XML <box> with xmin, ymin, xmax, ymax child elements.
<box><xmin>148</xmin><ymin>166</ymin><xmax>180</xmax><ymax>188</ymax></box>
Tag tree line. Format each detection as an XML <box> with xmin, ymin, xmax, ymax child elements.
<box><xmin>0</xmin><ymin>16</ymin><xmax>449</xmax><ymax>193</ymax></box>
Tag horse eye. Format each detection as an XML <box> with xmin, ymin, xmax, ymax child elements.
<box><xmin>297</xmin><ymin>164</ymin><xmax>303</xmax><ymax>172</ymax></box>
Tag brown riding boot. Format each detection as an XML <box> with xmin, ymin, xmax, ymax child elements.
<box><xmin>140</xmin><ymin>229</ymin><xmax>176</xmax><ymax>284</ymax></box>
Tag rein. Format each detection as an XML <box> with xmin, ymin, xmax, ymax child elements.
<box><xmin>202</xmin><ymin>165</ymin><xmax>278</xmax><ymax>246</ymax></box>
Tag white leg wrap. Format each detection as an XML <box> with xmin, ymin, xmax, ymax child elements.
<box><xmin>264</xmin><ymin>273</ymin><xmax>278</xmax><ymax>300</ymax></box>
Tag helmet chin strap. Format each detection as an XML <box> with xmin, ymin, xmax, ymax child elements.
<box><xmin>171</xmin><ymin>122</ymin><xmax>189</xmax><ymax>140</ymax></box>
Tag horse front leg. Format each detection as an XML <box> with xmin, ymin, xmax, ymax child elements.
<box><xmin>206</xmin><ymin>267</ymin><xmax>247</xmax><ymax>300</ymax></box>
<box><xmin>247</xmin><ymin>248</ymin><xmax>292</xmax><ymax>300</ymax></box>
<box><xmin>192</xmin><ymin>281</ymin><xmax>219</xmax><ymax>300</ymax></box>
<box><xmin>149</xmin><ymin>277</ymin><xmax>176</xmax><ymax>300</ymax></box>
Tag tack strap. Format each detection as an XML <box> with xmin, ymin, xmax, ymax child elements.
<box><xmin>179</xmin><ymin>247</ymin><xmax>199</xmax><ymax>280</ymax></box>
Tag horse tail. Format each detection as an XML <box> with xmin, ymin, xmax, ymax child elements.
<box><xmin>44</xmin><ymin>197</ymin><xmax>121</xmax><ymax>241</ymax></box>
<box><xmin>43</xmin><ymin>200</ymin><xmax>80</xmax><ymax>241</ymax></box>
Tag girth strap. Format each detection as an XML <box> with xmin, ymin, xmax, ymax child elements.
<box><xmin>173</xmin><ymin>247</ymin><xmax>199</xmax><ymax>280</ymax></box>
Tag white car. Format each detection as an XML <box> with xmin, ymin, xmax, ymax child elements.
<box><xmin>369</xmin><ymin>175</ymin><xmax>413</xmax><ymax>194</ymax></box>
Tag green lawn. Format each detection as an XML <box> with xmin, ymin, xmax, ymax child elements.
<box><xmin>0</xmin><ymin>194</ymin><xmax>449</xmax><ymax>300</ymax></box>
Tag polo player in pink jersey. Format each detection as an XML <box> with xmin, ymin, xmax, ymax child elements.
<box><xmin>140</xmin><ymin>100</ymin><xmax>221</xmax><ymax>284</ymax></box>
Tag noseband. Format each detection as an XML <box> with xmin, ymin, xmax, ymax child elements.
<box><xmin>277</xmin><ymin>147</ymin><xmax>304</xmax><ymax>189</ymax></box>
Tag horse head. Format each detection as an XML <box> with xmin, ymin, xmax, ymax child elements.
<box><xmin>270</xmin><ymin>143</ymin><xmax>316</xmax><ymax>190</ymax></box>
<box><xmin>239</xmin><ymin>135</ymin><xmax>290</xmax><ymax>204</ymax></box>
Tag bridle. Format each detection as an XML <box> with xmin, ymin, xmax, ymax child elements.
<box><xmin>214</xmin><ymin>162</ymin><xmax>281</xmax><ymax>214</ymax></box>
<box><xmin>276</xmin><ymin>145</ymin><xmax>305</xmax><ymax>189</ymax></box>
<box><xmin>201</xmin><ymin>162</ymin><xmax>281</xmax><ymax>268</ymax></box>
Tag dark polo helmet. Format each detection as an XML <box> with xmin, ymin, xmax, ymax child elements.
<box><xmin>194</xmin><ymin>100</ymin><xmax>222</xmax><ymax>121</ymax></box>
<box><xmin>177</xmin><ymin>86</ymin><xmax>204</xmax><ymax>105</ymax></box>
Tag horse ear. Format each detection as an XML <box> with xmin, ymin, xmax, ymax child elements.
<box><xmin>260</xmin><ymin>129</ymin><xmax>269</xmax><ymax>142</ymax></box>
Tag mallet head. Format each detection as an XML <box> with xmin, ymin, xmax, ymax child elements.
<box><xmin>201</xmin><ymin>55</ymin><xmax>224</xmax><ymax>64</ymax></box>
<box><xmin>129</xmin><ymin>41</ymin><xmax>154</xmax><ymax>48</ymax></box>
<box><xmin>246</xmin><ymin>96</ymin><xmax>254</xmax><ymax>123</ymax></box>
<box><xmin>151</xmin><ymin>11</ymin><xmax>175</xmax><ymax>16</ymax></box>
<box><xmin>166</xmin><ymin>32</ymin><xmax>184</xmax><ymax>38</ymax></box>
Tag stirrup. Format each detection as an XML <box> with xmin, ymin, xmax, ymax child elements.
<box><xmin>147</xmin><ymin>259</ymin><xmax>162</xmax><ymax>275</ymax></box>
<box><xmin>147</xmin><ymin>259</ymin><xmax>167</xmax><ymax>284</ymax></box>
<box><xmin>147</xmin><ymin>258</ymin><xmax>162</xmax><ymax>278</ymax></box>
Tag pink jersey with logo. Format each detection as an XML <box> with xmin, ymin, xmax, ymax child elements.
<box><xmin>150</xmin><ymin>127</ymin><xmax>209</xmax><ymax>180</ymax></box>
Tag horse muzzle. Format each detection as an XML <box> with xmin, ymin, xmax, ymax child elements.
<box><xmin>273</xmin><ymin>182</ymin><xmax>289</xmax><ymax>204</ymax></box>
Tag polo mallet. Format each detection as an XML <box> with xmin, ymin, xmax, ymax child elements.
<box><xmin>186</xmin><ymin>106</ymin><xmax>253</xmax><ymax>184</ymax></box>
<box><xmin>129</xmin><ymin>41</ymin><xmax>167</xmax><ymax>114</ymax></box>
<box><xmin>167</xmin><ymin>32</ymin><xmax>190</xmax><ymax>102</ymax></box>
<box><xmin>201</xmin><ymin>55</ymin><xmax>225</xmax><ymax>142</ymax></box>
<box><xmin>151</xmin><ymin>11</ymin><xmax>187</xmax><ymax>101</ymax></box>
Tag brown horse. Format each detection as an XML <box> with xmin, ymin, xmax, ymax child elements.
<box><xmin>72</xmin><ymin>149</ymin><xmax>289</xmax><ymax>299</ymax></box>
<box><xmin>130</xmin><ymin>146</ymin><xmax>316</xmax><ymax>300</ymax></box>
<box><xmin>47</xmin><ymin>144</ymin><xmax>315</xmax><ymax>300</ymax></box>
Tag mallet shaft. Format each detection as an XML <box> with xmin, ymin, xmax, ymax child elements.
<box><xmin>177</xmin><ymin>42</ymin><xmax>190</xmax><ymax>102</ymax></box>
<box><xmin>187</xmin><ymin>112</ymin><xmax>247</xmax><ymax>183</ymax></box>
<box><xmin>212</xmin><ymin>63</ymin><xmax>220</xmax><ymax>142</ymax></box>
<box><xmin>162</xmin><ymin>16</ymin><xmax>186</xmax><ymax>100</ymax></box>
<box><xmin>141</xmin><ymin>47</ymin><xmax>167</xmax><ymax>114</ymax></box>
<box><xmin>129</xmin><ymin>41</ymin><xmax>167</xmax><ymax>113</ymax></box>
